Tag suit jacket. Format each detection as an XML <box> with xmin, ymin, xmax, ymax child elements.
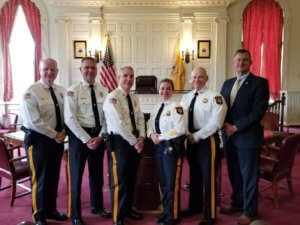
<box><xmin>220</xmin><ymin>73</ymin><xmax>269</xmax><ymax>148</ymax></box>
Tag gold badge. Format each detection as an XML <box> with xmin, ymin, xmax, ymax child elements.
<box><xmin>215</xmin><ymin>96</ymin><xmax>223</xmax><ymax>105</ymax></box>
<box><xmin>176</xmin><ymin>107</ymin><xmax>184</xmax><ymax>115</ymax></box>
<box><xmin>165</xmin><ymin>110</ymin><xmax>171</xmax><ymax>116</ymax></box>
<box><xmin>203</xmin><ymin>98</ymin><xmax>208</xmax><ymax>103</ymax></box>
<box><xmin>99</xmin><ymin>92</ymin><xmax>103</xmax><ymax>98</ymax></box>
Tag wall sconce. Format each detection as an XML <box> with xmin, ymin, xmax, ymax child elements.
<box><xmin>88</xmin><ymin>49</ymin><xmax>102</xmax><ymax>63</ymax></box>
<box><xmin>181</xmin><ymin>49</ymin><xmax>194</xmax><ymax>64</ymax></box>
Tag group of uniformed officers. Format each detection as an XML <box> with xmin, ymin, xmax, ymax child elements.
<box><xmin>21</xmin><ymin>49</ymin><xmax>269</xmax><ymax>225</ymax></box>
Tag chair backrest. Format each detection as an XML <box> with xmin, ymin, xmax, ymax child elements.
<box><xmin>276</xmin><ymin>134</ymin><xmax>300</xmax><ymax>172</ymax></box>
<box><xmin>0</xmin><ymin>113</ymin><xmax>18</xmax><ymax>130</ymax></box>
<box><xmin>261</xmin><ymin>112</ymin><xmax>280</xmax><ymax>131</ymax></box>
<box><xmin>0</xmin><ymin>139</ymin><xmax>12</xmax><ymax>172</ymax></box>
<box><xmin>266</xmin><ymin>92</ymin><xmax>285</xmax><ymax>131</ymax></box>
<box><xmin>135</xmin><ymin>76</ymin><xmax>157</xmax><ymax>94</ymax></box>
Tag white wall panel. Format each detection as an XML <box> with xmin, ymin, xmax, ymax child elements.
<box><xmin>152</xmin><ymin>37</ymin><xmax>163</xmax><ymax>63</ymax></box>
<box><xmin>167</xmin><ymin>23</ymin><xmax>178</xmax><ymax>32</ymax></box>
<box><xmin>121</xmin><ymin>23</ymin><xmax>132</xmax><ymax>32</ymax></box>
<box><xmin>196</xmin><ymin>22</ymin><xmax>212</xmax><ymax>32</ymax></box>
<box><xmin>121</xmin><ymin>37</ymin><xmax>132</xmax><ymax>63</ymax></box>
<box><xmin>152</xmin><ymin>23</ymin><xmax>162</xmax><ymax>32</ymax></box>
<box><xmin>73</xmin><ymin>23</ymin><xmax>89</xmax><ymax>32</ymax></box>
<box><xmin>137</xmin><ymin>68</ymin><xmax>148</xmax><ymax>75</ymax></box>
<box><xmin>152</xmin><ymin>68</ymin><xmax>163</xmax><ymax>78</ymax></box>
<box><xmin>137</xmin><ymin>23</ymin><xmax>147</xmax><ymax>32</ymax></box>
<box><xmin>137</xmin><ymin>37</ymin><xmax>148</xmax><ymax>63</ymax></box>
<box><xmin>106</xmin><ymin>24</ymin><xmax>117</xmax><ymax>32</ymax></box>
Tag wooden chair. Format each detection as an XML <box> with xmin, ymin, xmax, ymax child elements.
<box><xmin>0</xmin><ymin>113</ymin><xmax>18</xmax><ymax>137</ymax></box>
<box><xmin>261</xmin><ymin>93</ymin><xmax>285</xmax><ymax>131</ymax></box>
<box><xmin>0</xmin><ymin>139</ymin><xmax>31</xmax><ymax>206</ymax></box>
<box><xmin>259</xmin><ymin>134</ymin><xmax>300</xmax><ymax>208</ymax></box>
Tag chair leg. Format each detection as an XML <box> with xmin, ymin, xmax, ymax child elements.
<box><xmin>10</xmin><ymin>180</ymin><xmax>16</xmax><ymax>207</ymax></box>
<box><xmin>272</xmin><ymin>181</ymin><xmax>279</xmax><ymax>208</ymax></box>
<box><xmin>287</xmin><ymin>176</ymin><xmax>294</xmax><ymax>198</ymax></box>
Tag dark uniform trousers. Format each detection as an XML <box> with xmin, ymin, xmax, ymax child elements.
<box><xmin>224</xmin><ymin>140</ymin><xmax>259</xmax><ymax>217</ymax></box>
<box><xmin>67</xmin><ymin>128</ymin><xmax>105</xmax><ymax>221</ymax></box>
<box><xmin>108</xmin><ymin>135</ymin><xmax>141</xmax><ymax>223</ymax></box>
<box><xmin>25</xmin><ymin>131</ymin><xmax>64</xmax><ymax>221</ymax></box>
<box><xmin>154</xmin><ymin>145</ymin><xmax>182</xmax><ymax>222</ymax></box>
<box><xmin>186</xmin><ymin>133</ymin><xmax>220</xmax><ymax>220</ymax></box>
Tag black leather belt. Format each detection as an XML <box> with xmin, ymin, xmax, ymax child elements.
<box><xmin>82</xmin><ymin>127</ymin><xmax>101</xmax><ymax>136</ymax></box>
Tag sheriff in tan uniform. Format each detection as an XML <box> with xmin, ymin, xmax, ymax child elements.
<box><xmin>103</xmin><ymin>66</ymin><xmax>145</xmax><ymax>225</ymax></box>
<box><xmin>180</xmin><ymin>67</ymin><xmax>227</xmax><ymax>225</ymax></box>
<box><xmin>64</xmin><ymin>57</ymin><xmax>111</xmax><ymax>225</ymax></box>
<box><xmin>20</xmin><ymin>58</ymin><xmax>67</xmax><ymax>225</ymax></box>
<box><xmin>147</xmin><ymin>79</ymin><xmax>186</xmax><ymax>225</ymax></box>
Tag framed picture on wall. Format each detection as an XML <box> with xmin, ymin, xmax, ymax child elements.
<box><xmin>74</xmin><ymin>40</ymin><xmax>87</xmax><ymax>58</ymax></box>
<box><xmin>197</xmin><ymin>40</ymin><xmax>211</xmax><ymax>58</ymax></box>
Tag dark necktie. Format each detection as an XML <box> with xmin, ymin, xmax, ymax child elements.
<box><xmin>126</xmin><ymin>94</ymin><xmax>137</xmax><ymax>136</ymax></box>
<box><xmin>89</xmin><ymin>84</ymin><xmax>101</xmax><ymax>130</ymax></box>
<box><xmin>188</xmin><ymin>92</ymin><xmax>198</xmax><ymax>133</ymax></box>
<box><xmin>49</xmin><ymin>87</ymin><xmax>62</xmax><ymax>132</ymax></box>
<box><xmin>155</xmin><ymin>103</ymin><xmax>164</xmax><ymax>134</ymax></box>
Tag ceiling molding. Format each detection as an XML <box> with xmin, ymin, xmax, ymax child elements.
<box><xmin>49</xmin><ymin>0</ymin><xmax>236</xmax><ymax>7</ymax></box>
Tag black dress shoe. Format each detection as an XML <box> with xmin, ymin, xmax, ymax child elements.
<box><xmin>90</xmin><ymin>208</ymin><xmax>112</xmax><ymax>218</ymax></box>
<box><xmin>180</xmin><ymin>208</ymin><xmax>202</xmax><ymax>218</ymax></box>
<box><xmin>198</xmin><ymin>218</ymin><xmax>216</xmax><ymax>225</ymax></box>
<box><xmin>72</xmin><ymin>219</ymin><xmax>84</xmax><ymax>225</ymax></box>
<box><xmin>114</xmin><ymin>221</ymin><xmax>124</xmax><ymax>225</ymax></box>
<box><xmin>35</xmin><ymin>219</ymin><xmax>47</xmax><ymax>225</ymax></box>
<box><xmin>46</xmin><ymin>211</ymin><xmax>68</xmax><ymax>221</ymax></box>
<box><xmin>155</xmin><ymin>213</ymin><xmax>166</xmax><ymax>223</ymax></box>
<box><xmin>125</xmin><ymin>210</ymin><xmax>143</xmax><ymax>220</ymax></box>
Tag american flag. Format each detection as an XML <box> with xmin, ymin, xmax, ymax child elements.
<box><xmin>100</xmin><ymin>35</ymin><xmax>118</xmax><ymax>92</ymax></box>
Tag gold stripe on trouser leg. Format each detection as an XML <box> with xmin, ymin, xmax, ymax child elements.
<box><xmin>67</xmin><ymin>150</ymin><xmax>71</xmax><ymax>218</ymax></box>
<box><xmin>27</xmin><ymin>145</ymin><xmax>37</xmax><ymax>221</ymax></box>
<box><xmin>210</xmin><ymin>136</ymin><xmax>216</xmax><ymax>219</ymax></box>
<box><xmin>173</xmin><ymin>158</ymin><xmax>182</xmax><ymax>219</ymax></box>
<box><xmin>111</xmin><ymin>152</ymin><xmax>119</xmax><ymax>223</ymax></box>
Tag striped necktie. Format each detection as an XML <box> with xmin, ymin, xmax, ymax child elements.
<box><xmin>230</xmin><ymin>78</ymin><xmax>241</xmax><ymax>107</ymax></box>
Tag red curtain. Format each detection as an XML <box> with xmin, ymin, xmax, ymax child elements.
<box><xmin>0</xmin><ymin>0</ymin><xmax>41</xmax><ymax>102</ymax></box>
<box><xmin>243</xmin><ymin>0</ymin><xmax>283</xmax><ymax>99</ymax></box>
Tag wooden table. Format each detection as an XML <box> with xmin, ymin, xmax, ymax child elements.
<box><xmin>3</xmin><ymin>130</ymin><xmax>25</xmax><ymax>147</ymax></box>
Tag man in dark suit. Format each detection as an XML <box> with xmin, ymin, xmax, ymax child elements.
<box><xmin>220</xmin><ymin>49</ymin><xmax>269</xmax><ymax>225</ymax></box>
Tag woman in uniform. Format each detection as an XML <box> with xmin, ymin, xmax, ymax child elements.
<box><xmin>147</xmin><ymin>79</ymin><xmax>186</xmax><ymax>225</ymax></box>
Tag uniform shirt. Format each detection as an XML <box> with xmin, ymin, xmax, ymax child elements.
<box><xmin>64</xmin><ymin>80</ymin><xmax>107</xmax><ymax>144</ymax></box>
<box><xmin>180</xmin><ymin>87</ymin><xmax>227</xmax><ymax>141</ymax></box>
<box><xmin>20</xmin><ymin>80</ymin><xmax>65</xmax><ymax>139</ymax></box>
<box><xmin>103</xmin><ymin>86</ymin><xmax>145</xmax><ymax>146</ymax></box>
<box><xmin>147</xmin><ymin>99</ymin><xmax>186</xmax><ymax>141</ymax></box>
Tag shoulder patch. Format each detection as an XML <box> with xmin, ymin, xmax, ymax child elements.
<box><xmin>176</xmin><ymin>106</ymin><xmax>184</xmax><ymax>115</ymax></box>
<box><xmin>24</xmin><ymin>93</ymin><xmax>31</xmax><ymax>99</ymax></box>
<box><xmin>109</xmin><ymin>98</ymin><xmax>117</xmax><ymax>104</ymax></box>
<box><xmin>215</xmin><ymin>96</ymin><xmax>223</xmax><ymax>105</ymax></box>
<box><xmin>67</xmin><ymin>91</ymin><xmax>74</xmax><ymax>97</ymax></box>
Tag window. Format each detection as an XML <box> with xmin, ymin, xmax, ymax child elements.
<box><xmin>8</xmin><ymin>6</ymin><xmax>35</xmax><ymax>103</ymax></box>
<box><xmin>243</xmin><ymin>0</ymin><xmax>283</xmax><ymax>99</ymax></box>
